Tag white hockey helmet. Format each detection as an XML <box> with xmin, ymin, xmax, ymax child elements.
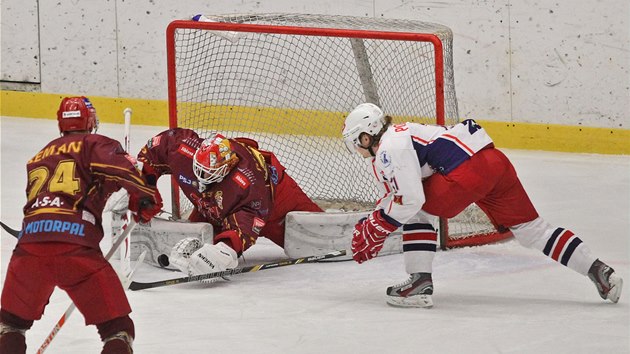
<box><xmin>342</xmin><ymin>103</ymin><xmax>386</xmax><ymax>153</ymax></box>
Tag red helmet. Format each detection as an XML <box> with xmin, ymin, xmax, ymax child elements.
<box><xmin>193</xmin><ymin>133</ymin><xmax>239</xmax><ymax>184</ymax></box>
<box><xmin>57</xmin><ymin>96</ymin><xmax>98</xmax><ymax>134</ymax></box>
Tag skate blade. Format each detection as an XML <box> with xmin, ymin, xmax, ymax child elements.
<box><xmin>607</xmin><ymin>274</ymin><xmax>623</xmax><ymax>303</ymax></box>
<box><xmin>386</xmin><ymin>294</ymin><xmax>433</xmax><ymax>308</ymax></box>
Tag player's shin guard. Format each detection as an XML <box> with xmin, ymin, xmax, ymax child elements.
<box><xmin>97</xmin><ymin>315</ymin><xmax>134</xmax><ymax>354</ymax></box>
<box><xmin>102</xmin><ymin>331</ymin><xmax>134</xmax><ymax>354</ymax></box>
<box><xmin>387</xmin><ymin>222</ymin><xmax>436</xmax><ymax>308</ymax></box>
<box><xmin>0</xmin><ymin>323</ymin><xmax>27</xmax><ymax>354</ymax></box>
<box><xmin>510</xmin><ymin>218</ymin><xmax>596</xmax><ymax>275</ymax></box>
<box><xmin>0</xmin><ymin>310</ymin><xmax>32</xmax><ymax>354</ymax></box>
<box><xmin>402</xmin><ymin>222</ymin><xmax>437</xmax><ymax>274</ymax></box>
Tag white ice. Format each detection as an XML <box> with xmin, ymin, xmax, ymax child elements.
<box><xmin>1</xmin><ymin>116</ymin><xmax>629</xmax><ymax>353</ymax></box>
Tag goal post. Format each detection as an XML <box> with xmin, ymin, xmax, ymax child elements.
<box><xmin>165</xmin><ymin>13</ymin><xmax>512</xmax><ymax>249</ymax></box>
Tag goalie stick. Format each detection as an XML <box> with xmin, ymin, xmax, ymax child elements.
<box><xmin>129</xmin><ymin>249</ymin><xmax>347</xmax><ymax>291</ymax></box>
<box><xmin>36</xmin><ymin>219</ymin><xmax>138</xmax><ymax>354</ymax></box>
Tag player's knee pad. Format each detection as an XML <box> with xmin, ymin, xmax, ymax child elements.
<box><xmin>97</xmin><ymin>315</ymin><xmax>134</xmax><ymax>344</ymax></box>
<box><xmin>0</xmin><ymin>322</ymin><xmax>26</xmax><ymax>336</ymax></box>
<box><xmin>0</xmin><ymin>309</ymin><xmax>33</xmax><ymax>333</ymax></box>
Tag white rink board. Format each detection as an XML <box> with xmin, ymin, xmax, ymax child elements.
<box><xmin>2</xmin><ymin>1</ymin><xmax>628</xmax><ymax>127</ymax></box>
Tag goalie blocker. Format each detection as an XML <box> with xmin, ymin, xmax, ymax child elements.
<box><xmin>120</xmin><ymin>211</ymin><xmax>402</xmax><ymax>267</ymax></box>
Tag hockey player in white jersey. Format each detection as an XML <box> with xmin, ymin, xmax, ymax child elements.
<box><xmin>342</xmin><ymin>103</ymin><xmax>623</xmax><ymax>308</ymax></box>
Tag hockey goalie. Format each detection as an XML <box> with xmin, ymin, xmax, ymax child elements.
<box><xmin>110</xmin><ymin>127</ymin><xmax>374</xmax><ymax>278</ymax></box>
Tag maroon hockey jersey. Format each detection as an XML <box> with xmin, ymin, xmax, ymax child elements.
<box><xmin>137</xmin><ymin>128</ymin><xmax>276</xmax><ymax>252</ymax></box>
<box><xmin>19</xmin><ymin>133</ymin><xmax>157</xmax><ymax>249</ymax></box>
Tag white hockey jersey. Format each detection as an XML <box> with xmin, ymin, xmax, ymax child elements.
<box><xmin>371</xmin><ymin>119</ymin><xmax>493</xmax><ymax>224</ymax></box>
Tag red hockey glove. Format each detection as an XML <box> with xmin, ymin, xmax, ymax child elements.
<box><xmin>351</xmin><ymin>210</ymin><xmax>400</xmax><ymax>264</ymax></box>
<box><xmin>141</xmin><ymin>162</ymin><xmax>159</xmax><ymax>186</ymax></box>
<box><xmin>129</xmin><ymin>190</ymin><xmax>163</xmax><ymax>223</ymax></box>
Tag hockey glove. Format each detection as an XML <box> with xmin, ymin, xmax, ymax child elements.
<box><xmin>351</xmin><ymin>209</ymin><xmax>400</xmax><ymax>264</ymax></box>
<box><xmin>188</xmin><ymin>242</ymin><xmax>238</xmax><ymax>275</ymax></box>
<box><xmin>170</xmin><ymin>237</ymin><xmax>204</xmax><ymax>274</ymax></box>
<box><xmin>141</xmin><ymin>162</ymin><xmax>159</xmax><ymax>186</ymax></box>
<box><xmin>128</xmin><ymin>190</ymin><xmax>163</xmax><ymax>223</ymax></box>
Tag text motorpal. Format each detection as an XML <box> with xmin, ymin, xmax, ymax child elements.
<box><xmin>21</xmin><ymin>219</ymin><xmax>85</xmax><ymax>237</ymax></box>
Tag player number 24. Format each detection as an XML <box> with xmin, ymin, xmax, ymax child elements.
<box><xmin>27</xmin><ymin>160</ymin><xmax>81</xmax><ymax>201</ymax></box>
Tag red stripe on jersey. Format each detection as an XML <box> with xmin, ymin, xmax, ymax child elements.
<box><xmin>441</xmin><ymin>133</ymin><xmax>475</xmax><ymax>155</ymax></box>
<box><xmin>551</xmin><ymin>230</ymin><xmax>575</xmax><ymax>261</ymax></box>
<box><xmin>412</xmin><ymin>135</ymin><xmax>431</xmax><ymax>145</ymax></box>
<box><xmin>403</xmin><ymin>232</ymin><xmax>437</xmax><ymax>242</ymax></box>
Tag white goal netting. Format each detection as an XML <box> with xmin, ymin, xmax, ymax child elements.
<box><xmin>167</xmin><ymin>13</ymin><xmax>510</xmax><ymax>247</ymax></box>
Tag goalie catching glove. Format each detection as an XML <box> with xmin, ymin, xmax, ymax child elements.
<box><xmin>170</xmin><ymin>238</ymin><xmax>238</xmax><ymax>280</ymax></box>
<box><xmin>351</xmin><ymin>209</ymin><xmax>401</xmax><ymax>264</ymax></box>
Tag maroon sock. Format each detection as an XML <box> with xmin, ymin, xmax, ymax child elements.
<box><xmin>102</xmin><ymin>337</ymin><xmax>132</xmax><ymax>354</ymax></box>
<box><xmin>0</xmin><ymin>331</ymin><xmax>26</xmax><ymax>354</ymax></box>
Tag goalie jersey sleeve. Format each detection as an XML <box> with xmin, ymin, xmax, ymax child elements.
<box><xmin>137</xmin><ymin>128</ymin><xmax>202</xmax><ymax>184</ymax></box>
<box><xmin>373</xmin><ymin>119</ymin><xmax>493</xmax><ymax>224</ymax></box>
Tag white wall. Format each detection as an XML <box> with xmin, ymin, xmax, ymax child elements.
<box><xmin>2</xmin><ymin>0</ymin><xmax>628</xmax><ymax>128</ymax></box>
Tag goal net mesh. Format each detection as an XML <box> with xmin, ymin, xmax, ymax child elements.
<box><xmin>167</xmin><ymin>13</ymin><xmax>510</xmax><ymax>247</ymax></box>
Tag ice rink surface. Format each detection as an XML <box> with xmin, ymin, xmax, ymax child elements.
<box><xmin>1</xmin><ymin>116</ymin><xmax>629</xmax><ymax>353</ymax></box>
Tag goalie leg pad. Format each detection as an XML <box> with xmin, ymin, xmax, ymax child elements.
<box><xmin>284</xmin><ymin>211</ymin><xmax>403</xmax><ymax>260</ymax></box>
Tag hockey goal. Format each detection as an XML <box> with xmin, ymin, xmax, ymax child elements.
<box><xmin>166</xmin><ymin>13</ymin><xmax>512</xmax><ymax>249</ymax></box>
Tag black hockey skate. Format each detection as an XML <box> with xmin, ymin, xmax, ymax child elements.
<box><xmin>588</xmin><ymin>259</ymin><xmax>623</xmax><ymax>303</ymax></box>
<box><xmin>386</xmin><ymin>272</ymin><xmax>433</xmax><ymax>308</ymax></box>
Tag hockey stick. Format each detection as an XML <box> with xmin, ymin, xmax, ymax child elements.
<box><xmin>123</xmin><ymin>107</ymin><xmax>132</xmax><ymax>153</ymax></box>
<box><xmin>129</xmin><ymin>249</ymin><xmax>347</xmax><ymax>291</ymax></box>
<box><xmin>36</xmin><ymin>219</ymin><xmax>138</xmax><ymax>354</ymax></box>
<box><xmin>117</xmin><ymin>107</ymin><xmax>134</xmax><ymax>277</ymax></box>
<box><xmin>0</xmin><ymin>221</ymin><xmax>20</xmax><ymax>238</ymax></box>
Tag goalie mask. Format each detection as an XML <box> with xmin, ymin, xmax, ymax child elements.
<box><xmin>342</xmin><ymin>103</ymin><xmax>386</xmax><ymax>155</ymax></box>
<box><xmin>57</xmin><ymin>96</ymin><xmax>99</xmax><ymax>134</ymax></box>
<box><xmin>193</xmin><ymin>133</ymin><xmax>239</xmax><ymax>185</ymax></box>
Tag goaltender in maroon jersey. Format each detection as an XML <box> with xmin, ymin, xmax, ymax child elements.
<box><xmin>137</xmin><ymin>128</ymin><xmax>322</xmax><ymax>255</ymax></box>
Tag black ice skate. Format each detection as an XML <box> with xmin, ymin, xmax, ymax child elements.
<box><xmin>588</xmin><ymin>259</ymin><xmax>623</xmax><ymax>303</ymax></box>
<box><xmin>386</xmin><ymin>272</ymin><xmax>433</xmax><ymax>308</ymax></box>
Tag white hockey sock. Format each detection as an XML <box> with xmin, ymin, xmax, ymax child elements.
<box><xmin>511</xmin><ymin>217</ymin><xmax>596</xmax><ymax>276</ymax></box>
<box><xmin>402</xmin><ymin>222</ymin><xmax>437</xmax><ymax>274</ymax></box>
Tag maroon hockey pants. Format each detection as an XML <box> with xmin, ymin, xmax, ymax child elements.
<box><xmin>1</xmin><ymin>243</ymin><xmax>131</xmax><ymax>325</ymax></box>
